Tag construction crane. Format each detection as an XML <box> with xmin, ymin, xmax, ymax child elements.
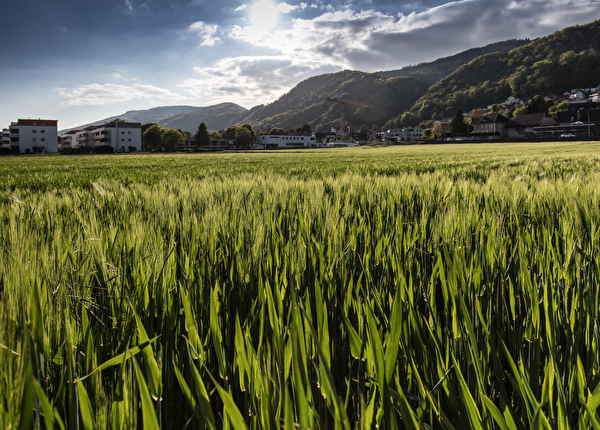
<box><xmin>326</xmin><ymin>98</ymin><xmax>374</xmax><ymax>142</ymax></box>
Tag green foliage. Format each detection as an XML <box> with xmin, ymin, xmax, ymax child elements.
<box><xmin>3</xmin><ymin>142</ymin><xmax>600</xmax><ymax>428</ymax></box>
<box><xmin>241</xmin><ymin>70</ymin><xmax>430</xmax><ymax>132</ymax></box>
<box><xmin>379</xmin><ymin>39</ymin><xmax>529</xmax><ymax>83</ymax></box>
<box><xmin>209</xmin><ymin>130</ymin><xmax>223</xmax><ymax>140</ymax></box>
<box><xmin>161</xmin><ymin>128</ymin><xmax>185</xmax><ymax>152</ymax></box>
<box><xmin>451</xmin><ymin>109</ymin><xmax>469</xmax><ymax>136</ymax></box>
<box><xmin>194</xmin><ymin>122</ymin><xmax>211</xmax><ymax>148</ymax></box>
<box><xmin>222</xmin><ymin>125</ymin><xmax>237</xmax><ymax>140</ymax></box>
<box><xmin>268</xmin><ymin>127</ymin><xmax>286</xmax><ymax>135</ymax></box>
<box><xmin>142</xmin><ymin>124</ymin><xmax>164</xmax><ymax>151</ymax></box>
<box><xmin>405</xmin><ymin>20</ymin><xmax>600</xmax><ymax>124</ymax></box>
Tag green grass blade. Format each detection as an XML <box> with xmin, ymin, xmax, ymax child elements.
<box><xmin>132</xmin><ymin>357</ymin><xmax>160</xmax><ymax>429</ymax></box>
<box><xmin>75</xmin><ymin>381</ymin><xmax>95</xmax><ymax>430</ymax></box>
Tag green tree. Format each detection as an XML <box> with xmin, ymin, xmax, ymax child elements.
<box><xmin>194</xmin><ymin>122</ymin><xmax>210</xmax><ymax>149</ymax></box>
<box><xmin>401</xmin><ymin>111</ymin><xmax>418</xmax><ymax>127</ymax></box>
<box><xmin>142</xmin><ymin>124</ymin><xmax>164</xmax><ymax>151</ymax></box>
<box><xmin>298</xmin><ymin>123</ymin><xmax>312</xmax><ymax>135</ymax></box>
<box><xmin>269</xmin><ymin>127</ymin><xmax>286</xmax><ymax>135</ymax></box>
<box><xmin>240</xmin><ymin>123</ymin><xmax>256</xmax><ymax>144</ymax></box>
<box><xmin>161</xmin><ymin>128</ymin><xmax>185</xmax><ymax>152</ymax></box>
<box><xmin>209</xmin><ymin>130</ymin><xmax>223</xmax><ymax>140</ymax></box>
<box><xmin>359</xmin><ymin>124</ymin><xmax>369</xmax><ymax>135</ymax></box>
<box><xmin>235</xmin><ymin>127</ymin><xmax>253</xmax><ymax>148</ymax></box>
<box><xmin>512</xmin><ymin>105</ymin><xmax>529</xmax><ymax>117</ymax></box>
<box><xmin>451</xmin><ymin>109</ymin><xmax>468</xmax><ymax>136</ymax></box>
<box><xmin>432</xmin><ymin>122</ymin><xmax>443</xmax><ymax>138</ymax></box>
<box><xmin>527</xmin><ymin>95</ymin><xmax>549</xmax><ymax>114</ymax></box>
<box><xmin>222</xmin><ymin>126</ymin><xmax>238</xmax><ymax>140</ymax></box>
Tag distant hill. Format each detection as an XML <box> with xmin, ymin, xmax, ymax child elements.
<box><xmin>159</xmin><ymin>103</ymin><xmax>248</xmax><ymax>133</ymax></box>
<box><xmin>377</xmin><ymin>39</ymin><xmax>530</xmax><ymax>84</ymax></box>
<box><xmin>397</xmin><ymin>20</ymin><xmax>600</xmax><ymax>125</ymax></box>
<box><xmin>60</xmin><ymin>103</ymin><xmax>248</xmax><ymax>134</ymax></box>
<box><xmin>101</xmin><ymin>106</ymin><xmax>201</xmax><ymax>126</ymax></box>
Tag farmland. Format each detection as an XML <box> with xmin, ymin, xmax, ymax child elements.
<box><xmin>2</xmin><ymin>142</ymin><xmax>600</xmax><ymax>429</ymax></box>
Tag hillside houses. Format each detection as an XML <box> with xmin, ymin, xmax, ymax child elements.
<box><xmin>472</xmin><ymin>113</ymin><xmax>560</xmax><ymax>139</ymax></box>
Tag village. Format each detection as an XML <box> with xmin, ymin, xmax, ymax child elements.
<box><xmin>2</xmin><ymin>88</ymin><xmax>599</xmax><ymax>154</ymax></box>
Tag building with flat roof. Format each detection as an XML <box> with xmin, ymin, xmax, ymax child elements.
<box><xmin>385</xmin><ymin>128</ymin><xmax>424</xmax><ymax>142</ymax></box>
<box><xmin>65</xmin><ymin>121</ymin><xmax>142</xmax><ymax>152</ymax></box>
<box><xmin>9</xmin><ymin>119</ymin><xmax>58</xmax><ymax>153</ymax></box>
<box><xmin>256</xmin><ymin>134</ymin><xmax>318</xmax><ymax>149</ymax></box>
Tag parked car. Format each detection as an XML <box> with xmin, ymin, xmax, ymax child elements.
<box><xmin>561</xmin><ymin>133</ymin><xmax>576</xmax><ymax>138</ymax></box>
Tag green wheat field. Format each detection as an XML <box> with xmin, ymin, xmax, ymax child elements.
<box><xmin>2</xmin><ymin>141</ymin><xmax>600</xmax><ymax>429</ymax></box>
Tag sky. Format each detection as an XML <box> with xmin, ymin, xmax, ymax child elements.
<box><xmin>2</xmin><ymin>0</ymin><xmax>600</xmax><ymax>130</ymax></box>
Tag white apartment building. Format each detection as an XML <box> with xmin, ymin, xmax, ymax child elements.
<box><xmin>256</xmin><ymin>134</ymin><xmax>318</xmax><ymax>148</ymax></box>
<box><xmin>68</xmin><ymin>121</ymin><xmax>142</xmax><ymax>152</ymax></box>
<box><xmin>1</xmin><ymin>129</ymin><xmax>10</xmax><ymax>152</ymax></box>
<box><xmin>385</xmin><ymin>127</ymin><xmax>424</xmax><ymax>142</ymax></box>
<box><xmin>59</xmin><ymin>130</ymin><xmax>78</xmax><ymax>150</ymax></box>
<box><xmin>8</xmin><ymin>119</ymin><xmax>58</xmax><ymax>153</ymax></box>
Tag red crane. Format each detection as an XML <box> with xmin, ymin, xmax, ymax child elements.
<box><xmin>326</xmin><ymin>98</ymin><xmax>374</xmax><ymax>142</ymax></box>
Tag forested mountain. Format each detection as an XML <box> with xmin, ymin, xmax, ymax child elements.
<box><xmin>377</xmin><ymin>39</ymin><xmax>529</xmax><ymax>84</ymax></box>
<box><xmin>396</xmin><ymin>20</ymin><xmax>600</xmax><ymax>126</ymax></box>
<box><xmin>237</xmin><ymin>70</ymin><xmax>430</xmax><ymax>132</ymax></box>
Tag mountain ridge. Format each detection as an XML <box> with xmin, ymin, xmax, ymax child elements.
<box><xmin>66</xmin><ymin>20</ymin><xmax>600</xmax><ymax>134</ymax></box>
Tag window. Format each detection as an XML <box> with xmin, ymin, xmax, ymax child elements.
<box><xmin>32</xmin><ymin>130</ymin><xmax>37</xmax><ymax>133</ymax></box>
<box><xmin>32</xmin><ymin>138</ymin><xmax>37</xmax><ymax>142</ymax></box>
<box><xmin>41</xmin><ymin>130</ymin><xmax>45</xmax><ymax>133</ymax></box>
<box><xmin>41</xmin><ymin>138</ymin><xmax>45</xmax><ymax>142</ymax></box>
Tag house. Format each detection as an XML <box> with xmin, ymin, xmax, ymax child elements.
<box><xmin>510</xmin><ymin>113</ymin><xmax>556</xmax><ymax>137</ymax></box>
<box><xmin>555</xmin><ymin>101</ymin><xmax>597</xmax><ymax>125</ymax></box>
<box><xmin>256</xmin><ymin>134</ymin><xmax>318</xmax><ymax>149</ymax></box>
<box><xmin>537</xmin><ymin>101</ymin><xmax>599</xmax><ymax>136</ymax></box>
<box><xmin>436</xmin><ymin>118</ymin><xmax>453</xmax><ymax>135</ymax></box>
<box><xmin>8</xmin><ymin>119</ymin><xmax>58</xmax><ymax>153</ymax></box>
<box><xmin>473</xmin><ymin>113</ymin><xmax>516</xmax><ymax>139</ymax></box>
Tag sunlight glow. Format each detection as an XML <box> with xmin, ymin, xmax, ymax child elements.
<box><xmin>249</xmin><ymin>0</ymin><xmax>279</xmax><ymax>29</ymax></box>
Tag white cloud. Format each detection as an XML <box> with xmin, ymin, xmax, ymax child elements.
<box><xmin>188</xmin><ymin>21</ymin><xmax>221</xmax><ymax>47</ymax></box>
<box><xmin>277</xmin><ymin>2</ymin><xmax>303</xmax><ymax>13</ymax></box>
<box><xmin>179</xmin><ymin>0</ymin><xmax>600</xmax><ymax>110</ymax></box>
<box><xmin>57</xmin><ymin>84</ymin><xmax>187</xmax><ymax>106</ymax></box>
<box><xmin>180</xmin><ymin>56</ymin><xmax>337</xmax><ymax>106</ymax></box>
<box><xmin>229</xmin><ymin>0</ymin><xmax>600</xmax><ymax>71</ymax></box>
<box><xmin>235</xmin><ymin>4</ymin><xmax>248</xmax><ymax>11</ymax></box>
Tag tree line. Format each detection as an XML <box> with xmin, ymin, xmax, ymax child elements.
<box><xmin>141</xmin><ymin>122</ymin><xmax>258</xmax><ymax>151</ymax></box>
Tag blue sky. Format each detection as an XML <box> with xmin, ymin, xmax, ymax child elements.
<box><xmin>2</xmin><ymin>0</ymin><xmax>600</xmax><ymax>129</ymax></box>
